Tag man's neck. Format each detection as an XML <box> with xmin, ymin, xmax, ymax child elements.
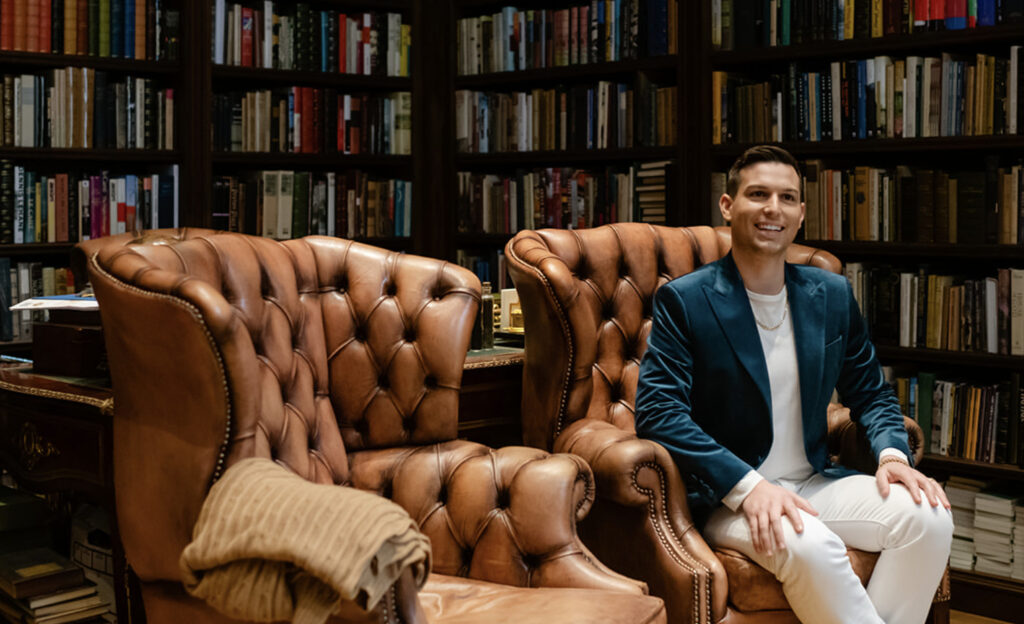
<box><xmin>732</xmin><ymin>248</ymin><xmax>786</xmax><ymax>295</ymax></box>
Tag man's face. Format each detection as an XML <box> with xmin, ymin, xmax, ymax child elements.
<box><xmin>719</xmin><ymin>161</ymin><xmax>805</xmax><ymax>258</ymax></box>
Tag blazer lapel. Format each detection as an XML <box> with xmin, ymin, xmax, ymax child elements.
<box><xmin>703</xmin><ymin>254</ymin><xmax>771</xmax><ymax>414</ymax></box>
<box><xmin>786</xmin><ymin>264</ymin><xmax>826</xmax><ymax>434</ymax></box>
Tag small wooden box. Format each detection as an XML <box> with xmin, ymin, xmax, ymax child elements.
<box><xmin>31</xmin><ymin>322</ymin><xmax>107</xmax><ymax>378</ymax></box>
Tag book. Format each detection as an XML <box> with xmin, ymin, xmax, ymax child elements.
<box><xmin>0</xmin><ymin>549</ymin><xmax>84</xmax><ymax>600</ymax></box>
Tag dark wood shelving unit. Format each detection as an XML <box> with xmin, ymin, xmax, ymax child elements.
<box><xmin>0</xmin><ymin>52</ymin><xmax>178</xmax><ymax>74</ymax></box>
<box><xmin>920</xmin><ymin>454</ymin><xmax>1024</xmax><ymax>480</ymax></box>
<box><xmin>875</xmin><ymin>346</ymin><xmax>1024</xmax><ymax>369</ymax></box>
<box><xmin>711</xmin><ymin>135</ymin><xmax>1024</xmax><ymax>158</ymax></box>
<box><xmin>804</xmin><ymin>240</ymin><xmax>1024</xmax><ymax>261</ymax></box>
<box><xmin>948</xmin><ymin>570</ymin><xmax>1024</xmax><ymax>622</ymax></box>
<box><xmin>0</xmin><ymin>148</ymin><xmax>180</xmax><ymax>163</ymax></box>
<box><xmin>455</xmin><ymin>55</ymin><xmax>678</xmax><ymax>88</ymax></box>
<box><xmin>456</xmin><ymin>146</ymin><xmax>677</xmax><ymax>168</ymax></box>
<box><xmin>212</xmin><ymin>65</ymin><xmax>412</xmax><ymax>89</ymax></box>
<box><xmin>211</xmin><ymin>153</ymin><xmax>413</xmax><ymax>169</ymax></box>
<box><xmin>711</xmin><ymin>23</ymin><xmax>1024</xmax><ymax>67</ymax></box>
<box><xmin>455</xmin><ymin>233</ymin><xmax>513</xmax><ymax>246</ymax></box>
<box><xmin>0</xmin><ymin>243</ymin><xmax>77</xmax><ymax>257</ymax></box>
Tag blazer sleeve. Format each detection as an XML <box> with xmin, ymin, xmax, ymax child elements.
<box><xmin>635</xmin><ymin>284</ymin><xmax>754</xmax><ymax>499</ymax></box>
<box><xmin>834</xmin><ymin>279</ymin><xmax>914</xmax><ymax>464</ymax></box>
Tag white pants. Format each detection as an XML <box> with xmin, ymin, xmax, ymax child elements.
<box><xmin>704</xmin><ymin>473</ymin><xmax>953</xmax><ymax>624</ymax></box>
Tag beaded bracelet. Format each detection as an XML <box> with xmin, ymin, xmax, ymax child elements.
<box><xmin>878</xmin><ymin>456</ymin><xmax>910</xmax><ymax>469</ymax></box>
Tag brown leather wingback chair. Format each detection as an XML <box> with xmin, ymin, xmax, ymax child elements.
<box><xmin>77</xmin><ymin>228</ymin><xmax>667</xmax><ymax>624</ymax></box>
<box><xmin>505</xmin><ymin>224</ymin><xmax>950</xmax><ymax>624</ymax></box>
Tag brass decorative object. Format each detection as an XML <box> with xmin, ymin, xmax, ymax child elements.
<box><xmin>19</xmin><ymin>421</ymin><xmax>59</xmax><ymax>470</ymax></box>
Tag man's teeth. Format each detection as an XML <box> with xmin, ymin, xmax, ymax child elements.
<box><xmin>758</xmin><ymin>224</ymin><xmax>782</xmax><ymax>231</ymax></box>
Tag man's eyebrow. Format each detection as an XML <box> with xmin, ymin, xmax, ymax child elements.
<box><xmin>744</xmin><ymin>184</ymin><xmax>800</xmax><ymax>194</ymax></box>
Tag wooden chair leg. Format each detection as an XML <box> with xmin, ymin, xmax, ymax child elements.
<box><xmin>927</xmin><ymin>600</ymin><xmax>950</xmax><ymax>624</ymax></box>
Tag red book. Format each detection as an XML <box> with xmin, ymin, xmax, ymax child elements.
<box><xmin>292</xmin><ymin>86</ymin><xmax>301</xmax><ymax>152</ymax></box>
<box><xmin>360</xmin><ymin>13</ymin><xmax>370</xmax><ymax>75</ymax></box>
<box><xmin>24</xmin><ymin>0</ymin><xmax>38</xmax><ymax>52</ymax></box>
<box><xmin>0</xmin><ymin>0</ymin><xmax>13</xmax><ymax>50</ymax></box>
<box><xmin>38</xmin><ymin>0</ymin><xmax>49</xmax><ymax>53</ymax></box>
<box><xmin>311</xmin><ymin>87</ymin><xmax>321</xmax><ymax>152</ymax></box>
<box><xmin>76</xmin><ymin>0</ymin><xmax>86</xmax><ymax>56</ymax></box>
<box><xmin>240</xmin><ymin>6</ymin><xmax>253</xmax><ymax>67</ymax></box>
<box><xmin>348</xmin><ymin>95</ymin><xmax>360</xmax><ymax>155</ymax></box>
<box><xmin>135</xmin><ymin>0</ymin><xmax>145</xmax><ymax>59</ymax></box>
<box><xmin>929</xmin><ymin>0</ymin><xmax>945</xmax><ymax>27</ymax></box>
<box><xmin>337</xmin><ymin>12</ymin><xmax>346</xmax><ymax>73</ymax></box>
<box><xmin>13</xmin><ymin>0</ymin><xmax>26</xmax><ymax>51</ymax></box>
<box><xmin>301</xmin><ymin>86</ymin><xmax>314</xmax><ymax>154</ymax></box>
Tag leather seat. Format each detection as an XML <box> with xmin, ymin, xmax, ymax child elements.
<box><xmin>504</xmin><ymin>223</ymin><xmax>950</xmax><ymax>624</ymax></box>
<box><xmin>77</xmin><ymin>228</ymin><xmax>666</xmax><ymax>624</ymax></box>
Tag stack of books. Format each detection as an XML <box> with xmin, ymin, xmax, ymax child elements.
<box><xmin>0</xmin><ymin>548</ymin><xmax>109</xmax><ymax>623</ymax></box>
<box><xmin>1013</xmin><ymin>505</ymin><xmax>1024</xmax><ymax>580</ymax></box>
<box><xmin>973</xmin><ymin>491</ymin><xmax>1019</xmax><ymax>577</ymax></box>
<box><xmin>945</xmin><ymin>475</ymin><xmax>990</xmax><ymax>570</ymax></box>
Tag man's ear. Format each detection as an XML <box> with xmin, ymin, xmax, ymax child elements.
<box><xmin>719</xmin><ymin>192</ymin><xmax>733</xmax><ymax>223</ymax></box>
<box><xmin>799</xmin><ymin>201</ymin><xmax>806</xmax><ymax>227</ymax></box>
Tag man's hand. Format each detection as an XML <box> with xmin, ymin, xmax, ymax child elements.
<box><xmin>875</xmin><ymin>459</ymin><xmax>951</xmax><ymax>509</ymax></box>
<box><xmin>739</xmin><ymin>480</ymin><xmax>818</xmax><ymax>556</ymax></box>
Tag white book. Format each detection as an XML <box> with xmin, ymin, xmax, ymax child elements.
<box><xmin>150</xmin><ymin>174</ymin><xmax>159</xmax><ymax>231</ymax></box>
<box><xmin>19</xmin><ymin>75</ymin><xmax>33</xmax><ymax>148</ymax></box>
<box><xmin>403</xmin><ymin>181</ymin><xmax>411</xmax><ymax>237</ymax></box>
<box><xmin>900</xmin><ymin>273</ymin><xmax>913</xmax><ymax>347</ymax></box>
<box><xmin>278</xmin><ymin>170</ymin><xmax>294</xmax><ymax>239</ymax></box>
<box><xmin>986</xmin><ymin>277</ymin><xmax>998</xmax><ymax>354</ymax></box>
<box><xmin>326</xmin><ymin>172</ymin><xmax>336</xmax><ymax>237</ymax></box>
<box><xmin>214</xmin><ymin>0</ymin><xmax>226</xmax><ymax>64</ymax></box>
<box><xmin>831</xmin><ymin>61</ymin><xmax>841</xmax><ymax>140</ymax></box>
<box><xmin>906</xmin><ymin>57</ymin><xmax>920</xmax><ymax>138</ymax></box>
<box><xmin>263</xmin><ymin>1</ymin><xmax>273</xmax><ymax>68</ymax></box>
<box><xmin>1011</xmin><ymin>268</ymin><xmax>1024</xmax><ymax>355</ymax></box>
<box><xmin>261</xmin><ymin>170</ymin><xmax>279</xmax><ymax>238</ymax></box>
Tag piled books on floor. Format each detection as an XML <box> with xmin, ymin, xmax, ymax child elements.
<box><xmin>973</xmin><ymin>490</ymin><xmax>1019</xmax><ymax>577</ymax></box>
<box><xmin>944</xmin><ymin>475</ymin><xmax>989</xmax><ymax>571</ymax></box>
<box><xmin>1014</xmin><ymin>505</ymin><xmax>1024</xmax><ymax>580</ymax></box>
<box><xmin>0</xmin><ymin>548</ymin><xmax>109</xmax><ymax>623</ymax></box>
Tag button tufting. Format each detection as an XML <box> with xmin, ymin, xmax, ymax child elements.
<box><xmin>385</xmin><ymin>281</ymin><xmax>397</xmax><ymax>296</ymax></box>
<box><xmin>496</xmin><ymin>489</ymin><xmax>511</xmax><ymax>509</ymax></box>
<box><xmin>356</xmin><ymin>419</ymin><xmax>371</xmax><ymax>436</ymax></box>
<box><xmin>403</xmin><ymin>328</ymin><xmax>416</xmax><ymax>342</ymax></box>
<box><xmin>354</xmin><ymin>327</ymin><xmax>367</xmax><ymax>341</ymax></box>
<box><xmin>438</xmin><ymin>485</ymin><xmax>448</xmax><ymax>504</ymax></box>
<box><xmin>423</xmin><ymin>375</ymin><xmax>437</xmax><ymax>389</ymax></box>
<box><xmin>378</xmin><ymin>375</ymin><xmax>390</xmax><ymax>389</ymax></box>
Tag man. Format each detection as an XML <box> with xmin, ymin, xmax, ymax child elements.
<box><xmin>635</xmin><ymin>146</ymin><xmax>952</xmax><ymax>624</ymax></box>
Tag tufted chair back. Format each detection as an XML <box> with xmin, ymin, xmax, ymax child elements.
<box><xmin>506</xmin><ymin>224</ymin><xmax>840</xmax><ymax>451</ymax></box>
<box><xmin>82</xmin><ymin>229</ymin><xmax>479</xmax><ymax>583</ymax></box>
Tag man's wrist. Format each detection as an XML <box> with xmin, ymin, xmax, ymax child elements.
<box><xmin>878</xmin><ymin>455</ymin><xmax>909</xmax><ymax>469</ymax></box>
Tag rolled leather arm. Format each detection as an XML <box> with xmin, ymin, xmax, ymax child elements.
<box><xmin>826</xmin><ymin>403</ymin><xmax>926</xmax><ymax>473</ymax></box>
<box><xmin>555</xmin><ymin>418</ymin><xmax>729</xmax><ymax>623</ymax></box>
<box><xmin>346</xmin><ymin>438</ymin><xmax>647</xmax><ymax>596</ymax></box>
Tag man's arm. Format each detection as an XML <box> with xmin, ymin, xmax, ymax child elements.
<box><xmin>834</xmin><ymin>280</ymin><xmax>949</xmax><ymax>508</ymax></box>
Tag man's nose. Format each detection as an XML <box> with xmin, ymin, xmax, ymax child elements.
<box><xmin>763</xmin><ymin>194</ymin><xmax>781</xmax><ymax>212</ymax></box>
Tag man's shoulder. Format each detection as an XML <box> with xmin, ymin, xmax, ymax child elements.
<box><xmin>660</xmin><ymin>258</ymin><xmax>723</xmax><ymax>294</ymax></box>
<box><xmin>789</xmin><ymin>262</ymin><xmax>850</xmax><ymax>293</ymax></box>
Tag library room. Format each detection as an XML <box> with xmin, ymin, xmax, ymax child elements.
<box><xmin>0</xmin><ymin>0</ymin><xmax>1017</xmax><ymax>623</ymax></box>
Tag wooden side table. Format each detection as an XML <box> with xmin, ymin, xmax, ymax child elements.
<box><xmin>0</xmin><ymin>366</ymin><xmax>141</xmax><ymax>623</ymax></box>
<box><xmin>460</xmin><ymin>346</ymin><xmax>524</xmax><ymax>448</ymax></box>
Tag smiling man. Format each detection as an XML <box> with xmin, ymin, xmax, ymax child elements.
<box><xmin>634</xmin><ymin>145</ymin><xmax>952</xmax><ymax>624</ymax></box>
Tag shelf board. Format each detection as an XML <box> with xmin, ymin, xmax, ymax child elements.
<box><xmin>711</xmin><ymin>135</ymin><xmax>1024</xmax><ymax>158</ymax></box>
<box><xmin>0</xmin><ymin>148</ymin><xmax>179</xmax><ymax>162</ymax></box>
<box><xmin>803</xmin><ymin>240</ymin><xmax>1024</xmax><ymax>261</ymax></box>
<box><xmin>212</xmin><ymin>153</ymin><xmax>412</xmax><ymax>169</ymax></box>
<box><xmin>0</xmin><ymin>52</ymin><xmax>178</xmax><ymax>74</ymax></box>
<box><xmin>950</xmin><ymin>569</ymin><xmax>1024</xmax><ymax>621</ymax></box>
<box><xmin>455</xmin><ymin>233</ymin><xmax>513</xmax><ymax>247</ymax></box>
<box><xmin>875</xmin><ymin>345</ymin><xmax>1024</xmax><ymax>369</ymax></box>
<box><xmin>456</xmin><ymin>146</ymin><xmax>676</xmax><ymax>167</ymax></box>
<box><xmin>212</xmin><ymin>66</ymin><xmax>411</xmax><ymax>89</ymax></box>
<box><xmin>0</xmin><ymin>243</ymin><xmax>76</xmax><ymax>256</ymax></box>
<box><xmin>919</xmin><ymin>455</ymin><xmax>1024</xmax><ymax>480</ymax></box>
<box><xmin>455</xmin><ymin>55</ymin><xmax>678</xmax><ymax>88</ymax></box>
<box><xmin>711</xmin><ymin>22</ymin><xmax>1024</xmax><ymax>67</ymax></box>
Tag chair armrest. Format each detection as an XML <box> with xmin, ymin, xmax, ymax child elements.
<box><xmin>827</xmin><ymin>403</ymin><xmax>926</xmax><ymax>472</ymax></box>
<box><xmin>347</xmin><ymin>439</ymin><xmax>647</xmax><ymax>596</ymax></box>
<box><xmin>555</xmin><ymin>419</ymin><xmax>728</xmax><ymax>624</ymax></box>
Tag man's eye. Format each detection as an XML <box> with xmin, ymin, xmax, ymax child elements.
<box><xmin>750</xmin><ymin>191</ymin><xmax>765</xmax><ymax>197</ymax></box>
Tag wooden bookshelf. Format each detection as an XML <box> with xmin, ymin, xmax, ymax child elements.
<box><xmin>211</xmin><ymin>153</ymin><xmax>413</xmax><ymax>169</ymax></box>
<box><xmin>694</xmin><ymin>4</ymin><xmax>1024</xmax><ymax>619</ymax></box>
<box><xmin>211</xmin><ymin>65</ymin><xmax>412</xmax><ymax>90</ymax></box>
<box><xmin>455</xmin><ymin>146</ymin><xmax>678</xmax><ymax>168</ymax></box>
<box><xmin>0</xmin><ymin>52</ymin><xmax>178</xmax><ymax>74</ymax></box>
<box><xmin>0</xmin><ymin>148</ymin><xmax>180</xmax><ymax>163</ymax></box>
<box><xmin>455</xmin><ymin>55</ymin><xmax>678</xmax><ymax>88</ymax></box>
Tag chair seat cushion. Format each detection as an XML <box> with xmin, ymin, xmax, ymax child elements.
<box><xmin>714</xmin><ymin>548</ymin><xmax>879</xmax><ymax>612</ymax></box>
<box><xmin>420</xmin><ymin>574</ymin><xmax>666</xmax><ymax>624</ymax></box>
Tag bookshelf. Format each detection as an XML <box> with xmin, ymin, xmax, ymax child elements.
<box><xmin>445</xmin><ymin>0</ymin><xmax>686</xmax><ymax>287</ymax></box>
<box><xmin>697</xmin><ymin>2</ymin><xmax>1024</xmax><ymax>619</ymax></box>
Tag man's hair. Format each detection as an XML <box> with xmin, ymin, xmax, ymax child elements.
<box><xmin>725</xmin><ymin>145</ymin><xmax>801</xmax><ymax>197</ymax></box>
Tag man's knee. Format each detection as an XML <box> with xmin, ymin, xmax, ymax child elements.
<box><xmin>885</xmin><ymin>486</ymin><xmax>954</xmax><ymax>549</ymax></box>
<box><xmin>772</xmin><ymin>514</ymin><xmax>848</xmax><ymax>575</ymax></box>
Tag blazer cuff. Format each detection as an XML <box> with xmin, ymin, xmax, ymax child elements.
<box><xmin>721</xmin><ymin>470</ymin><xmax>764</xmax><ymax>512</ymax></box>
<box><xmin>878</xmin><ymin>447</ymin><xmax>908</xmax><ymax>464</ymax></box>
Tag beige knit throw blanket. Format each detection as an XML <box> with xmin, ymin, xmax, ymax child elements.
<box><xmin>180</xmin><ymin>458</ymin><xmax>431</xmax><ymax>624</ymax></box>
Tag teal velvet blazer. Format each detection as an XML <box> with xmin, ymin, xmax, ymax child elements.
<box><xmin>634</xmin><ymin>253</ymin><xmax>912</xmax><ymax>526</ymax></box>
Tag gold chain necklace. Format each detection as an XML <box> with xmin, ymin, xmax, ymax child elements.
<box><xmin>754</xmin><ymin>301</ymin><xmax>789</xmax><ymax>331</ymax></box>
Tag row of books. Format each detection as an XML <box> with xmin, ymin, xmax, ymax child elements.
<box><xmin>2</xmin><ymin>69</ymin><xmax>173</xmax><ymax>150</ymax></box>
<box><xmin>711</xmin><ymin>48</ymin><xmax>1024</xmax><ymax>144</ymax></box>
<box><xmin>212</xmin><ymin>89</ymin><xmax>409</xmax><ymax>156</ymax></box>
<box><xmin>212</xmin><ymin>2</ymin><xmax>409</xmax><ymax>77</ymax></box>
<box><xmin>945</xmin><ymin>477</ymin><xmax>1024</xmax><ymax>578</ymax></box>
<box><xmin>213</xmin><ymin>170</ymin><xmax>411</xmax><ymax>241</ymax></box>
<box><xmin>0</xmin><ymin>0</ymin><xmax>179</xmax><ymax>60</ymax></box>
<box><xmin>456</xmin><ymin>248</ymin><xmax>508</xmax><ymax>291</ymax></box>
<box><xmin>455</xmin><ymin>160</ymin><xmax>668</xmax><ymax>234</ymax></box>
<box><xmin>844</xmin><ymin>263</ymin><xmax>1024</xmax><ymax>356</ymax></box>
<box><xmin>889</xmin><ymin>372</ymin><xmax>1019</xmax><ymax>463</ymax></box>
<box><xmin>455</xmin><ymin>79</ymin><xmax>676</xmax><ymax>154</ymax></box>
<box><xmin>0</xmin><ymin>162</ymin><xmax>179</xmax><ymax>244</ymax></box>
<box><xmin>0</xmin><ymin>260</ymin><xmax>74</xmax><ymax>341</ymax></box>
<box><xmin>455</xmin><ymin>0</ymin><xmax>677</xmax><ymax>76</ymax></box>
<box><xmin>711</xmin><ymin>0</ymin><xmax>1024</xmax><ymax>51</ymax></box>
